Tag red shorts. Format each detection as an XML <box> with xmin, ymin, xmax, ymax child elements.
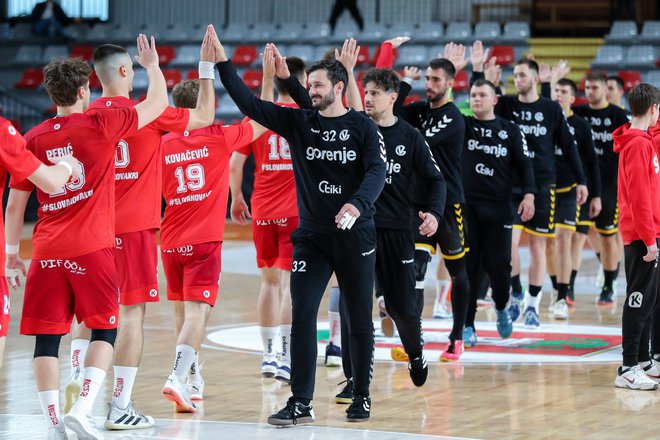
<box><xmin>20</xmin><ymin>248</ymin><xmax>119</xmax><ymax>335</ymax></box>
<box><xmin>161</xmin><ymin>242</ymin><xmax>222</xmax><ymax>306</ymax></box>
<box><xmin>252</xmin><ymin>217</ymin><xmax>298</xmax><ymax>270</ymax></box>
<box><xmin>0</xmin><ymin>280</ymin><xmax>9</xmax><ymax>337</ymax></box>
<box><xmin>115</xmin><ymin>229</ymin><xmax>159</xmax><ymax>305</ymax></box>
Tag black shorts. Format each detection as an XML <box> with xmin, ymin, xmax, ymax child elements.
<box><xmin>576</xmin><ymin>196</ymin><xmax>596</xmax><ymax>235</ymax></box>
<box><xmin>513</xmin><ymin>184</ymin><xmax>555</xmax><ymax>237</ymax></box>
<box><xmin>414</xmin><ymin>202</ymin><xmax>466</xmax><ymax>260</ymax></box>
<box><xmin>594</xmin><ymin>190</ymin><xmax>619</xmax><ymax>236</ymax></box>
<box><xmin>555</xmin><ymin>185</ymin><xmax>577</xmax><ymax>232</ymax></box>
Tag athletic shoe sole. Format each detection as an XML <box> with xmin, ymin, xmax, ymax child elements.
<box><xmin>274</xmin><ymin>371</ymin><xmax>291</xmax><ymax>385</ymax></box>
<box><xmin>346</xmin><ymin>416</ymin><xmax>370</xmax><ymax>422</ymax></box>
<box><xmin>335</xmin><ymin>396</ymin><xmax>353</xmax><ymax>404</ymax></box>
<box><xmin>104</xmin><ymin>419</ymin><xmax>155</xmax><ymax>430</ymax></box>
<box><xmin>615</xmin><ymin>377</ymin><xmax>658</xmax><ymax>391</ymax></box>
<box><xmin>63</xmin><ymin>414</ymin><xmax>102</xmax><ymax>440</ymax></box>
<box><xmin>325</xmin><ymin>356</ymin><xmax>342</xmax><ymax>367</ymax></box>
<box><xmin>267</xmin><ymin>415</ymin><xmax>314</xmax><ymax>426</ymax></box>
<box><xmin>64</xmin><ymin>380</ymin><xmax>81</xmax><ymax>414</ymax></box>
<box><xmin>162</xmin><ymin>386</ymin><xmax>197</xmax><ymax>413</ymax></box>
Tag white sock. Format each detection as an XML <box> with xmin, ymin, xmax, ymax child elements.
<box><xmin>328</xmin><ymin>311</ymin><xmax>341</xmax><ymax>347</ymax></box>
<box><xmin>71</xmin><ymin>366</ymin><xmax>106</xmax><ymax>415</ymax></box>
<box><xmin>435</xmin><ymin>279</ymin><xmax>451</xmax><ymax>306</ymax></box>
<box><xmin>279</xmin><ymin>324</ymin><xmax>292</xmax><ymax>364</ymax></box>
<box><xmin>525</xmin><ymin>291</ymin><xmax>542</xmax><ymax>310</ymax></box>
<box><xmin>172</xmin><ymin>344</ymin><xmax>197</xmax><ymax>382</ymax></box>
<box><xmin>640</xmin><ymin>360</ymin><xmax>652</xmax><ymax>368</ymax></box>
<box><xmin>189</xmin><ymin>353</ymin><xmax>202</xmax><ymax>382</ymax></box>
<box><xmin>70</xmin><ymin>339</ymin><xmax>89</xmax><ymax>375</ymax></box>
<box><xmin>111</xmin><ymin>366</ymin><xmax>138</xmax><ymax>409</ymax></box>
<box><xmin>38</xmin><ymin>390</ymin><xmax>62</xmax><ymax>429</ymax></box>
<box><xmin>260</xmin><ymin>326</ymin><xmax>278</xmax><ymax>356</ymax></box>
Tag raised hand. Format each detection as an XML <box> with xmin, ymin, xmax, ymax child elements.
<box><xmin>135</xmin><ymin>34</ymin><xmax>160</xmax><ymax>69</ymax></box>
<box><xmin>269</xmin><ymin>43</ymin><xmax>291</xmax><ymax>79</ymax></box>
<box><xmin>403</xmin><ymin>66</ymin><xmax>422</xmax><ymax>80</ymax></box>
<box><xmin>200</xmin><ymin>24</ymin><xmax>218</xmax><ymax>63</ymax></box>
<box><xmin>539</xmin><ymin>63</ymin><xmax>551</xmax><ymax>83</ymax></box>
<box><xmin>444</xmin><ymin>42</ymin><xmax>468</xmax><ymax>72</ymax></box>
<box><xmin>262</xmin><ymin>45</ymin><xmax>276</xmax><ymax>78</ymax></box>
<box><xmin>336</xmin><ymin>38</ymin><xmax>360</xmax><ymax>72</ymax></box>
<box><xmin>469</xmin><ymin>40</ymin><xmax>490</xmax><ymax>71</ymax></box>
<box><xmin>207</xmin><ymin>24</ymin><xmax>228</xmax><ymax>62</ymax></box>
<box><xmin>386</xmin><ymin>36</ymin><xmax>411</xmax><ymax>49</ymax></box>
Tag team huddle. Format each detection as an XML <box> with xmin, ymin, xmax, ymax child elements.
<box><xmin>1</xmin><ymin>22</ymin><xmax>660</xmax><ymax>439</ymax></box>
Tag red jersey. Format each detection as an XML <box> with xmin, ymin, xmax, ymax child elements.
<box><xmin>614</xmin><ymin>123</ymin><xmax>660</xmax><ymax>246</ymax></box>
<box><xmin>160</xmin><ymin>122</ymin><xmax>254</xmax><ymax>249</ymax></box>
<box><xmin>87</xmin><ymin>97</ymin><xmax>190</xmax><ymax>234</ymax></box>
<box><xmin>10</xmin><ymin>110</ymin><xmax>139</xmax><ymax>259</ymax></box>
<box><xmin>238</xmin><ymin>102</ymin><xmax>298</xmax><ymax>220</ymax></box>
<box><xmin>0</xmin><ymin>117</ymin><xmax>43</xmax><ymax>267</ymax></box>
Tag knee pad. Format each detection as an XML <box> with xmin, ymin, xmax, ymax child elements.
<box><xmin>34</xmin><ymin>334</ymin><xmax>64</xmax><ymax>358</ymax></box>
<box><xmin>328</xmin><ymin>286</ymin><xmax>340</xmax><ymax>313</ymax></box>
<box><xmin>414</xmin><ymin>249</ymin><xmax>432</xmax><ymax>289</ymax></box>
<box><xmin>91</xmin><ymin>328</ymin><xmax>117</xmax><ymax>346</ymax></box>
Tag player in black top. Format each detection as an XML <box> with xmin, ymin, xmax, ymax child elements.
<box><xmin>607</xmin><ymin>75</ymin><xmax>626</xmax><ymax>109</ymax></box>
<box><xmin>470</xmin><ymin>43</ymin><xmax>588</xmax><ymax>329</ymax></box>
<box><xmin>393</xmin><ymin>57</ymin><xmax>470</xmax><ymax>361</ymax></box>
<box><xmin>214</xmin><ymin>35</ymin><xmax>386</xmax><ymax>424</ymax></box>
<box><xmin>462</xmin><ymin>79</ymin><xmax>536</xmax><ymax>341</ymax></box>
<box><xmin>573</xmin><ymin>71</ymin><xmax>631</xmax><ymax>306</ymax></box>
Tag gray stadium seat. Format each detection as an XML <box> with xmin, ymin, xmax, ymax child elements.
<box><xmin>218</xmin><ymin>93</ymin><xmax>241</xmax><ymax>118</ymax></box>
<box><xmin>591</xmin><ymin>45</ymin><xmax>624</xmax><ymax>68</ymax></box>
<box><xmin>606</xmin><ymin>21</ymin><xmax>637</xmax><ymax>43</ymax></box>
<box><xmin>170</xmin><ymin>45</ymin><xmax>199</xmax><ymax>67</ymax></box>
<box><xmin>314</xmin><ymin>45</ymin><xmax>333</xmax><ymax>62</ymax></box>
<box><xmin>358</xmin><ymin>23</ymin><xmax>388</xmax><ymax>44</ymax></box>
<box><xmin>132</xmin><ymin>69</ymin><xmax>149</xmax><ymax>89</ymax></box>
<box><xmin>277</xmin><ymin>23</ymin><xmax>305</xmax><ymax>44</ymax></box>
<box><xmin>624</xmin><ymin>45</ymin><xmax>655</xmax><ymax>68</ymax></box>
<box><xmin>445</xmin><ymin>23</ymin><xmax>472</xmax><ymax>43</ymax></box>
<box><xmin>414</xmin><ymin>22</ymin><xmax>443</xmax><ymax>43</ymax></box>
<box><xmin>10</xmin><ymin>46</ymin><xmax>43</xmax><ymax>66</ymax></box>
<box><xmin>246</xmin><ymin>23</ymin><xmax>278</xmax><ymax>44</ymax></box>
<box><xmin>113</xmin><ymin>23</ymin><xmax>142</xmax><ymax>43</ymax></box>
<box><xmin>387</xmin><ymin>22</ymin><xmax>417</xmax><ymax>40</ymax></box>
<box><xmin>9</xmin><ymin>23</ymin><xmax>32</xmax><ymax>40</ymax></box>
<box><xmin>474</xmin><ymin>22</ymin><xmax>501</xmax><ymax>42</ymax></box>
<box><xmin>501</xmin><ymin>22</ymin><xmax>530</xmax><ymax>42</ymax></box>
<box><xmin>284</xmin><ymin>45</ymin><xmax>315</xmax><ymax>63</ymax></box>
<box><xmin>644</xmin><ymin>70</ymin><xmax>660</xmax><ymax>87</ymax></box>
<box><xmin>396</xmin><ymin>45</ymin><xmax>430</xmax><ymax>67</ymax></box>
<box><xmin>42</xmin><ymin>46</ymin><xmax>69</xmax><ymax>63</ymax></box>
<box><xmin>165</xmin><ymin>24</ymin><xmax>195</xmax><ymax>43</ymax></box>
<box><xmin>84</xmin><ymin>23</ymin><xmax>113</xmax><ymax>42</ymax></box>
<box><xmin>221</xmin><ymin>24</ymin><xmax>248</xmax><ymax>44</ymax></box>
<box><xmin>304</xmin><ymin>22</ymin><xmax>331</xmax><ymax>44</ymax></box>
<box><xmin>641</xmin><ymin>21</ymin><xmax>660</xmax><ymax>43</ymax></box>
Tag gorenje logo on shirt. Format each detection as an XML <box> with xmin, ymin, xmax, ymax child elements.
<box><xmin>385</xmin><ymin>160</ymin><xmax>402</xmax><ymax>184</ymax></box>
<box><xmin>318</xmin><ymin>180</ymin><xmax>342</xmax><ymax>194</ymax></box>
<box><xmin>475</xmin><ymin>163</ymin><xmax>494</xmax><ymax>176</ymax></box>
<box><xmin>467</xmin><ymin>139</ymin><xmax>508</xmax><ymax>158</ymax></box>
<box><xmin>305</xmin><ymin>146</ymin><xmax>357</xmax><ymax>164</ymax></box>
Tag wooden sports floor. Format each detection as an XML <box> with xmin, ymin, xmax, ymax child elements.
<box><xmin>0</xmin><ymin>225</ymin><xmax>652</xmax><ymax>439</ymax></box>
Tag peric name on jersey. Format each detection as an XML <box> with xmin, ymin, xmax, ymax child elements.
<box><xmin>164</xmin><ymin>147</ymin><xmax>210</xmax><ymax>165</ymax></box>
<box><xmin>46</xmin><ymin>144</ymin><xmax>73</xmax><ymax>161</ymax></box>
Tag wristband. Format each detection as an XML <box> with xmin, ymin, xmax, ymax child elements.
<box><xmin>57</xmin><ymin>160</ymin><xmax>73</xmax><ymax>176</ymax></box>
<box><xmin>199</xmin><ymin>61</ymin><xmax>216</xmax><ymax>80</ymax></box>
<box><xmin>6</xmin><ymin>244</ymin><xmax>19</xmax><ymax>254</ymax></box>
<box><xmin>402</xmin><ymin>77</ymin><xmax>414</xmax><ymax>85</ymax></box>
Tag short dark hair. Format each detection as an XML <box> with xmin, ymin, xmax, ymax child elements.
<box><xmin>93</xmin><ymin>44</ymin><xmax>128</xmax><ymax>65</ymax></box>
<box><xmin>172</xmin><ymin>79</ymin><xmax>199</xmax><ymax>108</ymax></box>
<box><xmin>515</xmin><ymin>58</ymin><xmax>539</xmax><ymax>74</ymax></box>
<box><xmin>322</xmin><ymin>47</ymin><xmax>337</xmax><ymax>61</ymax></box>
<box><xmin>361</xmin><ymin>68</ymin><xmax>400</xmax><ymax>93</ymax></box>
<box><xmin>585</xmin><ymin>71</ymin><xmax>608</xmax><ymax>85</ymax></box>
<box><xmin>43</xmin><ymin>58</ymin><xmax>92</xmax><ymax>106</ymax></box>
<box><xmin>275</xmin><ymin>56</ymin><xmax>306</xmax><ymax>94</ymax></box>
<box><xmin>628</xmin><ymin>83</ymin><xmax>660</xmax><ymax>117</ymax></box>
<box><xmin>608</xmin><ymin>75</ymin><xmax>625</xmax><ymax>91</ymax></box>
<box><xmin>427</xmin><ymin>58</ymin><xmax>456</xmax><ymax>79</ymax></box>
<box><xmin>557</xmin><ymin>78</ymin><xmax>578</xmax><ymax>96</ymax></box>
<box><xmin>471</xmin><ymin>79</ymin><xmax>497</xmax><ymax>94</ymax></box>
<box><xmin>306</xmin><ymin>59</ymin><xmax>349</xmax><ymax>96</ymax></box>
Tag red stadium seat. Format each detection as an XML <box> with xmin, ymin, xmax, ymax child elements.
<box><xmin>242</xmin><ymin>69</ymin><xmax>262</xmax><ymax>89</ymax></box>
<box><xmin>233</xmin><ymin>45</ymin><xmax>258</xmax><ymax>66</ymax></box>
<box><xmin>158</xmin><ymin>45</ymin><xmax>176</xmax><ymax>65</ymax></box>
<box><xmin>356</xmin><ymin>46</ymin><xmax>370</xmax><ymax>66</ymax></box>
<box><xmin>489</xmin><ymin>45</ymin><xmax>515</xmax><ymax>66</ymax></box>
<box><xmin>186</xmin><ymin>69</ymin><xmax>198</xmax><ymax>80</ymax></box>
<box><xmin>162</xmin><ymin>69</ymin><xmax>182</xmax><ymax>89</ymax></box>
<box><xmin>574</xmin><ymin>96</ymin><xmax>589</xmax><ymax>106</ymax></box>
<box><xmin>70</xmin><ymin>45</ymin><xmax>94</xmax><ymax>61</ymax></box>
<box><xmin>616</xmin><ymin>70</ymin><xmax>641</xmax><ymax>91</ymax></box>
<box><xmin>453</xmin><ymin>70</ymin><xmax>469</xmax><ymax>91</ymax></box>
<box><xmin>14</xmin><ymin>68</ymin><xmax>44</xmax><ymax>89</ymax></box>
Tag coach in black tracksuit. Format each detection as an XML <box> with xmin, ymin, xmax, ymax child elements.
<box><xmin>217</xmin><ymin>51</ymin><xmax>386</xmax><ymax>424</ymax></box>
<box><xmin>283</xmin><ymin>67</ymin><xmax>446</xmax><ymax>385</ymax></box>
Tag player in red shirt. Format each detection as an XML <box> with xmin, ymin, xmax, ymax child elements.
<box><xmin>4</xmin><ymin>35</ymin><xmax>169</xmax><ymax>440</ymax></box>
<box><xmin>160</xmin><ymin>79</ymin><xmax>265</xmax><ymax>412</ymax></box>
<box><xmin>63</xmin><ymin>26</ymin><xmax>217</xmax><ymax>429</ymax></box>
<box><xmin>229</xmin><ymin>53</ymin><xmax>303</xmax><ymax>383</ymax></box>
<box><xmin>0</xmin><ymin>117</ymin><xmax>82</xmax><ymax>369</ymax></box>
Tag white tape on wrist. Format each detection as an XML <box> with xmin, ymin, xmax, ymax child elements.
<box><xmin>6</xmin><ymin>244</ymin><xmax>19</xmax><ymax>254</ymax></box>
<box><xmin>199</xmin><ymin>61</ymin><xmax>216</xmax><ymax>80</ymax></box>
<box><xmin>57</xmin><ymin>160</ymin><xmax>73</xmax><ymax>176</ymax></box>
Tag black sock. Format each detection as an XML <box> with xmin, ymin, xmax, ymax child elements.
<box><xmin>604</xmin><ymin>270</ymin><xmax>616</xmax><ymax>291</ymax></box>
<box><xmin>550</xmin><ymin>275</ymin><xmax>557</xmax><ymax>290</ymax></box>
<box><xmin>529</xmin><ymin>285</ymin><xmax>542</xmax><ymax>297</ymax></box>
<box><xmin>596</xmin><ymin>252</ymin><xmax>601</xmax><ymax>262</ymax></box>
<box><xmin>557</xmin><ymin>283</ymin><xmax>569</xmax><ymax>301</ymax></box>
<box><xmin>569</xmin><ymin>270</ymin><xmax>578</xmax><ymax>290</ymax></box>
<box><xmin>511</xmin><ymin>275</ymin><xmax>522</xmax><ymax>293</ymax></box>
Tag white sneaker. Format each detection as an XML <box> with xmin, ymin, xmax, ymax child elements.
<box><xmin>261</xmin><ymin>353</ymin><xmax>278</xmax><ymax>377</ymax></box>
<box><xmin>64</xmin><ymin>369</ymin><xmax>82</xmax><ymax>414</ymax></box>
<box><xmin>642</xmin><ymin>361</ymin><xmax>660</xmax><ymax>383</ymax></box>
<box><xmin>63</xmin><ymin>412</ymin><xmax>102</xmax><ymax>440</ymax></box>
<box><xmin>552</xmin><ymin>299</ymin><xmax>569</xmax><ymax>320</ymax></box>
<box><xmin>47</xmin><ymin>426</ymin><xmax>68</xmax><ymax>440</ymax></box>
<box><xmin>162</xmin><ymin>374</ymin><xmax>197</xmax><ymax>413</ymax></box>
<box><xmin>104</xmin><ymin>400</ymin><xmax>155</xmax><ymax>430</ymax></box>
<box><xmin>615</xmin><ymin>365</ymin><xmax>659</xmax><ymax>390</ymax></box>
<box><xmin>274</xmin><ymin>359</ymin><xmax>291</xmax><ymax>384</ymax></box>
<box><xmin>432</xmin><ymin>302</ymin><xmax>452</xmax><ymax>319</ymax></box>
<box><xmin>189</xmin><ymin>376</ymin><xmax>205</xmax><ymax>400</ymax></box>
<box><xmin>547</xmin><ymin>289</ymin><xmax>558</xmax><ymax>312</ymax></box>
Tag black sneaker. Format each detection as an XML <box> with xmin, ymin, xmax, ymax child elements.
<box><xmin>597</xmin><ymin>288</ymin><xmax>615</xmax><ymax>306</ymax></box>
<box><xmin>409</xmin><ymin>355</ymin><xmax>428</xmax><ymax>387</ymax></box>
<box><xmin>335</xmin><ymin>378</ymin><xmax>353</xmax><ymax>404</ymax></box>
<box><xmin>267</xmin><ymin>397</ymin><xmax>315</xmax><ymax>426</ymax></box>
<box><xmin>346</xmin><ymin>395</ymin><xmax>370</xmax><ymax>422</ymax></box>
